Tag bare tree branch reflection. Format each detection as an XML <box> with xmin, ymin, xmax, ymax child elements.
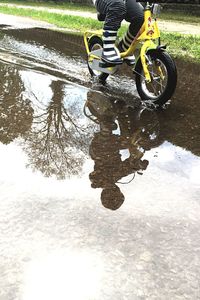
<box><xmin>23</xmin><ymin>80</ymin><xmax>95</xmax><ymax>179</ymax></box>
<box><xmin>0</xmin><ymin>64</ymin><xmax>33</xmax><ymax>144</ymax></box>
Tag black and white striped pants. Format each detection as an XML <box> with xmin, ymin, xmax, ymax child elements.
<box><xmin>95</xmin><ymin>0</ymin><xmax>144</xmax><ymax>35</ymax></box>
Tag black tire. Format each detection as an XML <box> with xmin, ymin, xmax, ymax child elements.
<box><xmin>135</xmin><ymin>50</ymin><xmax>177</xmax><ymax>106</ymax></box>
<box><xmin>87</xmin><ymin>36</ymin><xmax>109</xmax><ymax>83</ymax></box>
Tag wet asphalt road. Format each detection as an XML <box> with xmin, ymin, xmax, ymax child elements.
<box><xmin>0</xmin><ymin>24</ymin><xmax>200</xmax><ymax>300</ymax></box>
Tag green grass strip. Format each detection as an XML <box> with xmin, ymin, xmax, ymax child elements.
<box><xmin>0</xmin><ymin>6</ymin><xmax>101</xmax><ymax>31</ymax></box>
<box><xmin>161</xmin><ymin>32</ymin><xmax>200</xmax><ymax>62</ymax></box>
<box><xmin>0</xmin><ymin>0</ymin><xmax>96</xmax><ymax>12</ymax></box>
<box><xmin>0</xmin><ymin>1</ymin><xmax>200</xmax><ymax>23</ymax></box>
<box><xmin>0</xmin><ymin>5</ymin><xmax>199</xmax><ymax>62</ymax></box>
<box><xmin>161</xmin><ymin>11</ymin><xmax>200</xmax><ymax>24</ymax></box>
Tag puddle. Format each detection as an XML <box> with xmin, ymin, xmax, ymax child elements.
<box><xmin>0</xmin><ymin>27</ymin><xmax>200</xmax><ymax>300</ymax></box>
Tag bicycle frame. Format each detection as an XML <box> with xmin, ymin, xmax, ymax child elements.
<box><xmin>84</xmin><ymin>2</ymin><xmax>162</xmax><ymax>82</ymax></box>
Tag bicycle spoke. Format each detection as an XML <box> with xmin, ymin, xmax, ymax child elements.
<box><xmin>140</xmin><ymin>57</ymin><xmax>168</xmax><ymax>99</ymax></box>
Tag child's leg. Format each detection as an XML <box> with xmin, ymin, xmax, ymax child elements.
<box><xmin>125</xmin><ymin>0</ymin><xmax>144</xmax><ymax>37</ymax></box>
<box><xmin>96</xmin><ymin>0</ymin><xmax>126</xmax><ymax>31</ymax></box>
<box><xmin>118</xmin><ymin>0</ymin><xmax>143</xmax><ymax>64</ymax></box>
<box><xmin>96</xmin><ymin>0</ymin><xmax>126</xmax><ymax>64</ymax></box>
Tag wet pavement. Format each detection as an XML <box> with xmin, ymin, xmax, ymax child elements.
<box><xmin>0</xmin><ymin>25</ymin><xmax>200</xmax><ymax>300</ymax></box>
<box><xmin>0</xmin><ymin>13</ymin><xmax>56</xmax><ymax>29</ymax></box>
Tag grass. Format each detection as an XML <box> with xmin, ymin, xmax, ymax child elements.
<box><xmin>161</xmin><ymin>32</ymin><xmax>200</xmax><ymax>62</ymax></box>
<box><xmin>161</xmin><ymin>11</ymin><xmax>200</xmax><ymax>25</ymax></box>
<box><xmin>0</xmin><ymin>0</ymin><xmax>97</xmax><ymax>12</ymax></box>
<box><xmin>0</xmin><ymin>5</ymin><xmax>102</xmax><ymax>30</ymax></box>
<box><xmin>0</xmin><ymin>4</ymin><xmax>199</xmax><ymax>62</ymax></box>
<box><xmin>0</xmin><ymin>0</ymin><xmax>200</xmax><ymax>24</ymax></box>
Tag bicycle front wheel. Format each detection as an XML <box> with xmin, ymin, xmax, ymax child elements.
<box><xmin>135</xmin><ymin>51</ymin><xmax>177</xmax><ymax>106</ymax></box>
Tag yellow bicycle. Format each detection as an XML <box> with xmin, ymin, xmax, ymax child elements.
<box><xmin>84</xmin><ymin>1</ymin><xmax>177</xmax><ymax>106</ymax></box>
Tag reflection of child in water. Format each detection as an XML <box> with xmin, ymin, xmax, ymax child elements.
<box><xmin>86</xmin><ymin>89</ymin><xmax>161</xmax><ymax>210</ymax></box>
<box><xmin>89</xmin><ymin>122</ymin><xmax>148</xmax><ymax>210</ymax></box>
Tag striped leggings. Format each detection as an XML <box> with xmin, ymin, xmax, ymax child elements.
<box><xmin>95</xmin><ymin>0</ymin><xmax>144</xmax><ymax>35</ymax></box>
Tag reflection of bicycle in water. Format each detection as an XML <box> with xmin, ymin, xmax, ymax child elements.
<box><xmin>84</xmin><ymin>90</ymin><xmax>162</xmax><ymax>210</ymax></box>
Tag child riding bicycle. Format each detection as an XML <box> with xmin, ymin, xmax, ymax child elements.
<box><xmin>86</xmin><ymin>1</ymin><xmax>177</xmax><ymax>106</ymax></box>
<box><xmin>92</xmin><ymin>0</ymin><xmax>144</xmax><ymax>65</ymax></box>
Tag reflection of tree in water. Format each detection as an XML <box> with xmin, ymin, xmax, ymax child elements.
<box><xmin>23</xmin><ymin>80</ymin><xmax>94</xmax><ymax>179</ymax></box>
<box><xmin>0</xmin><ymin>64</ymin><xmax>33</xmax><ymax>144</ymax></box>
<box><xmin>85</xmin><ymin>90</ymin><xmax>162</xmax><ymax>210</ymax></box>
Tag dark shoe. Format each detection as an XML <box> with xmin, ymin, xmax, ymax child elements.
<box><xmin>101</xmin><ymin>52</ymin><xmax>123</xmax><ymax>65</ymax></box>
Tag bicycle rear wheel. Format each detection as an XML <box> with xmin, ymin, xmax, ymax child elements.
<box><xmin>87</xmin><ymin>36</ymin><xmax>109</xmax><ymax>83</ymax></box>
